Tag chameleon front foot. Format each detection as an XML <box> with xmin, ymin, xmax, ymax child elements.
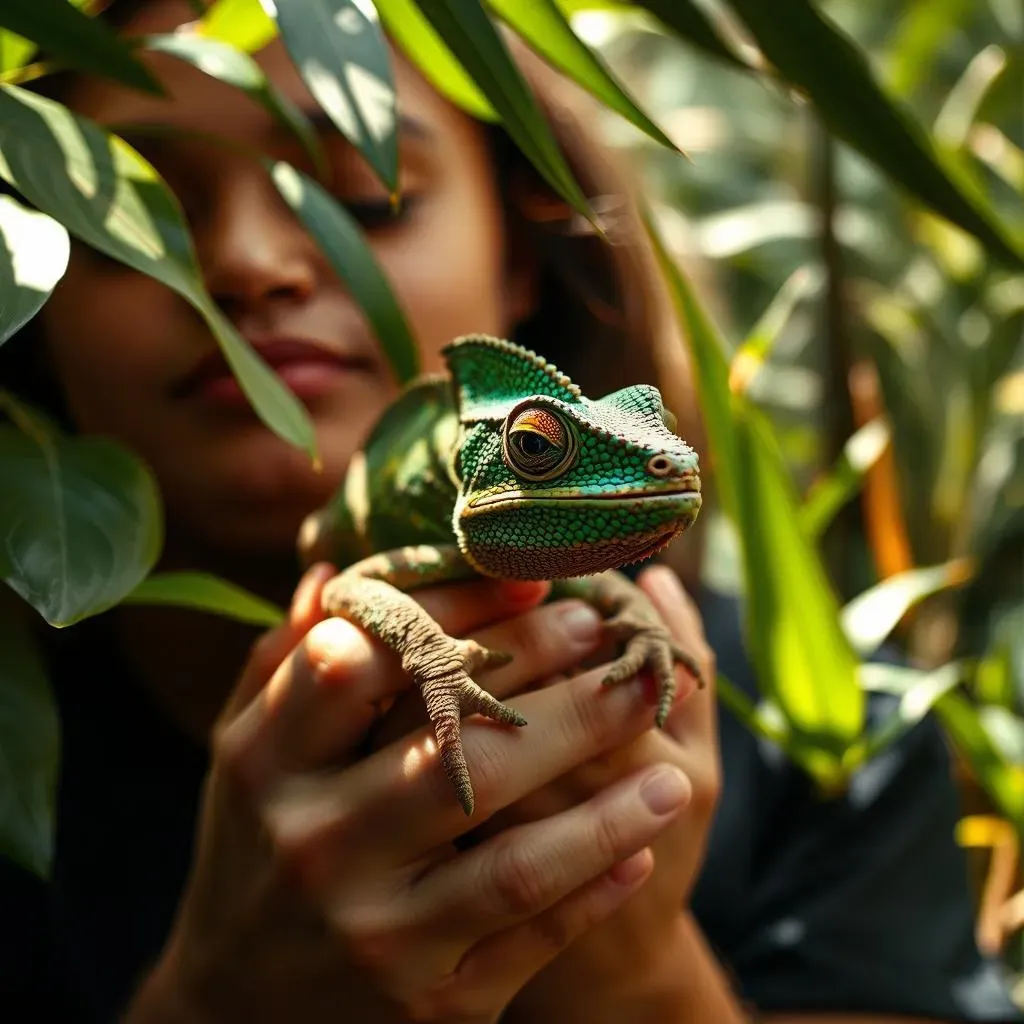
<box><xmin>424</xmin><ymin>648</ymin><xmax>526</xmax><ymax>816</ymax></box>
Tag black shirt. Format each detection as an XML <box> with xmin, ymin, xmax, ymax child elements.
<box><xmin>1</xmin><ymin>585</ymin><xmax>1020</xmax><ymax>1022</ymax></box>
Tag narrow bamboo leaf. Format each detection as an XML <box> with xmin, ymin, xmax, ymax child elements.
<box><xmin>884</xmin><ymin>0</ymin><xmax>974</xmax><ymax>98</ymax></box>
<box><xmin>0</xmin><ymin>597</ymin><xmax>59</xmax><ymax>879</ymax></box>
<box><xmin>935</xmin><ymin>690</ymin><xmax>1024</xmax><ymax>835</ymax></box>
<box><xmin>0</xmin><ymin>30</ymin><xmax>36</xmax><ymax>75</ymax></box>
<box><xmin>127</xmin><ymin>571</ymin><xmax>285</xmax><ymax>627</ymax></box>
<box><xmin>193</xmin><ymin>0</ymin><xmax>278</xmax><ymax>53</ymax></box>
<box><xmin>0</xmin><ymin>194</ymin><xmax>69</xmax><ymax>345</ymax></box>
<box><xmin>0</xmin><ymin>424</ymin><xmax>163</xmax><ymax>628</ymax></box>
<box><xmin>142</xmin><ymin>33</ymin><xmax>327</xmax><ymax>178</ymax></box>
<box><xmin>0</xmin><ymin>0</ymin><xmax>162</xmax><ymax>95</ymax></box>
<box><xmin>800</xmin><ymin>417</ymin><xmax>890</xmax><ymax>540</ymax></box>
<box><xmin>267</xmin><ymin>0</ymin><xmax>398</xmax><ymax>195</ymax></box>
<box><xmin>933</xmin><ymin>45</ymin><xmax>1008</xmax><ymax>149</ymax></box>
<box><xmin>269</xmin><ymin>160</ymin><xmax>419</xmax><ymax>382</ymax></box>
<box><xmin>733</xmin><ymin>404</ymin><xmax>864</xmax><ymax>757</ymax></box>
<box><xmin>635</xmin><ymin>0</ymin><xmax>751</xmax><ymax>71</ymax></box>
<box><xmin>486</xmin><ymin>0</ymin><xmax>683</xmax><ymax>154</ymax></box>
<box><xmin>841</xmin><ymin>559</ymin><xmax>973</xmax><ymax>658</ymax></box>
<box><xmin>0</xmin><ymin>83</ymin><xmax>317</xmax><ymax>459</ymax></box>
<box><xmin>979</xmin><ymin>706</ymin><xmax>1024</xmax><ymax>766</ymax></box>
<box><xmin>726</xmin><ymin>0</ymin><xmax>1024</xmax><ymax>268</ymax></box>
<box><xmin>374</xmin><ymin>0</ymin><xmax>495</xmax><ymax>121</ymax></box>
<box><xmin>414</xmin><ymin>0</ymin><xmax>594</xmax><ymax>223</ymax></box>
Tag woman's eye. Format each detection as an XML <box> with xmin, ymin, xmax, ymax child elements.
<box><xmin>342</xmin><ymin>196</ymin><xmax>416</xmax><ymax>230</ymax></box>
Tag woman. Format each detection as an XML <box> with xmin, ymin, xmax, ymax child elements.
<box><xmin>0</xmin><ymin>1</ymin><xmax>1017</xmax><ymax>1022</ymax></box>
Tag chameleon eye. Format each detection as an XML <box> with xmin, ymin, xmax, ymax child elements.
<box><xmin>504</xmin><ymin>405</ymin><xmax>577</xmax><ymax>481</ymax></box>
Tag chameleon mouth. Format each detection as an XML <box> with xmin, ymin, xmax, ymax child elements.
<box><xmin>466</xmin><ymin>487</ymin><xmax>702</xmax><ymax>512</ymax></box>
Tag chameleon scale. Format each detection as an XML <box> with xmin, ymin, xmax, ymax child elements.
<box><xmin>299</xmin><ymin>334</ymin><xmax>703</xmax><ymax>815</ymax></box>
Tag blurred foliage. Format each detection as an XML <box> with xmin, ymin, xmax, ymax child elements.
<box><xmin>0</xmin><ymin>0</ymin><xmax>1021</xmax><ymax>994</ymax></box>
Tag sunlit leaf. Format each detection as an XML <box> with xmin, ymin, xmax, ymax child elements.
<box><xmin>0</xmin><ymin>194</ymin><xmax>69</xmax><ymax>346</ymax></box>
<box><xmin>0</xmin><ymin>83</ymin><xmax>317</xmax><ymax>459</ymax></box>
<box><xmin>0</xmin><ymin>0</ymin><xmax>162</xmax><ymax>94</ymax></box>
<box><xmin>192</xmin><ymin>0</ymin><xmax>278</xmax><ymax>53</ymax></box>
<box><xmin>374</xmin><ymin>0</ymin><xmax>495</xmax><ymax>120</ymax></box>
<box><xmin>841</xmin><ymin>559</ymin><xmax>973</xmax><ymax>659</ymax></box>
<box><xmin>725</xmin><ymin>0</ymin><xmax>1024</xmax><ymax>268</ymax></box>
<box><xmin>269</xmin><ymin>160</ymin><xmax>419</xmax><ymax>383</ymax></box>
<box><xmin>0</xmin><ymin>594</ymin><xmax>59</xmax><ymax>879</ymax></box>
<box><xmin>414</xmin><ymin>0</ymin><xmax>594</xmax><ymax>223</ymax></box>
<box><xmin>933</xmin><ymin>45</ymin><xmax>1008</xmax><ymax>150</ymax></box>
<box><xmin>142</xmin><ymin>33</ymin><xmax>327</xmax><ymax>177</ymax></box>
<box><xmin>126</xmin><ymin>571</ymin><xmax>285</xmax><ymax>627</ymax></box>
<box><xmin>0</xmin><ymin>410</ymin><xmax>163</xmax><ymax>628</ymax></box>
<box><xmin>487</xmin><ymin>0</ymin><xmax>683</xmax><ymax>154</ymax></box>
<box><xmin>0</xmin><ymin>30</ymin><xmax>36</xmax><ymax>75</ymax></box>
<box><xmin>268</xmin><ymin>0</ymin><xmax>398</xmax><ymax>195</ymax></box>
<box><xmin>800</xmin><ymin>418</ymin><xmax>890</xmax><ymax>540</ymax></box>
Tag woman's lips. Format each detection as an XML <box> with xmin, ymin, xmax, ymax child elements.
<box><xmin>176</xmin><ymin>338</ymin><xmax>371</xmax><ymax>406</ymax></box>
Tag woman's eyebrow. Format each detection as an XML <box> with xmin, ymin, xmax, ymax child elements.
<box><xmin>303</xmin><ymin>110</ymin><xmax>435</xmax><ymax>144</ymax></box>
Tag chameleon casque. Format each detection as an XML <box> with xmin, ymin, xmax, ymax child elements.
<box><xmin>298</xmin><ymin>334</ymin><xmax>703</xmax><ymax>815</ymax></box>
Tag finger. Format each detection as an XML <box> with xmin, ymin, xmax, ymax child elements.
<box><xmin>637</xmin><ymin>566</ymin><xmax>716</xmax><ymax>743</ymax></box>
<box><xmin>456</xmin><ymin>847</ymin><xmax>653</xmax><ymax>1008</ymax></box>
<box><xmin>241</xmin><ymin>577</ymin><xmax>553</xmax><ymax>777</ymax></box>
<box><xmin>413</xmin><ymin>763</ymin><xmax>690</xmax><ymax>947</ymax></box>
<box><xmin>371</xmin><ymin>598</ymin><xmax>604</xmax><ymax>747</ymax></box>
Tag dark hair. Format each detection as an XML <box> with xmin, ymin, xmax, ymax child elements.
<box><xmin>1</xmin><ymin>1</ymin><xmax>703</xmax><ymax>427</ymax></box>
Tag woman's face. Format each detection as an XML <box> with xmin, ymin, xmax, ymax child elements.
<box><xmin>41</xmin><ymin>0</ymin><xmax>533</xmax><ymax>556</ymax></box>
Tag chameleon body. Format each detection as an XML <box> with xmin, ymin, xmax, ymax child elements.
<box><xmin>298</xmin><ymin>335</ymin><xmax>703</xmax><ymax>814</ymax></box>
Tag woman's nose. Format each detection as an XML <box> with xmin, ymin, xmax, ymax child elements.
<box><xmin>196</xmin><ymin>165</ymin><xmax>319</xmax><ymax>317</ymax></box>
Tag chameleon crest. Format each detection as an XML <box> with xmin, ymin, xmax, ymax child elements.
<box><xmin>443</xmin><ymin>335</ymin><xmax>702</xmax><ymax>580</ymax></box>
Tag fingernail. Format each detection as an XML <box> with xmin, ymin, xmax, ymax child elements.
<box><xmin>640</xmin><ymin>766</ymin><xmax>690</xmax><ymax>815</ymax></box>
<box><xmin>559</xmin><ymin>601</ymin><xmax>602</xmax><ymax>642</ymax></box>
<box><xmin>608</xmin><ymin>848</ymin><xmax>652</xmax><ymax>886</ymax></box>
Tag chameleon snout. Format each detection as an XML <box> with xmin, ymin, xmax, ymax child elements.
<box><xmin>646</xmin><ymin>453</ymin><xmax>701</xmax><ymax>491</ymax></box>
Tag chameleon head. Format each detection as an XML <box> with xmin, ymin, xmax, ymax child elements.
<box><xmin>452</xmin><ymin>382</ymin><xmax>702</xmax><ymax>581</ymax></box>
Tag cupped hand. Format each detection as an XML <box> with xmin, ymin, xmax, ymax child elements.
<box><xmin>128</xmin><ymin>564</ymin><xmax>692</xmax><ymax>1024</ymax></box>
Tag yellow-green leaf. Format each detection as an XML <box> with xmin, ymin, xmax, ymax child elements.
<box><xmin>192</xmin><ymin>0</ymin><xmax>278</xmax><ymax>53</ymax></box>
<box><xmin>127</xmin><ymin>571</ymin><xmax>285</xmax><ymax>627</ymax></box>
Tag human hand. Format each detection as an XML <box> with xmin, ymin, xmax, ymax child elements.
<box><xmin>127</xmin><ymin>563</ymin><xmax>692</xmax><ymax>1024</ymax></box>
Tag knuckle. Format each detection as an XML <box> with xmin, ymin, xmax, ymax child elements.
<box><xmin>489</xmin><ymin>841</ymin><xmax>550</xmax><ymax>917</ymax></box>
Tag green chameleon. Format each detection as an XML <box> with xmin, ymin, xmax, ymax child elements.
<box><xmin>298</xmin><ymin>334</ymin><xmax>703</xmax><ymax>815</ymax></box>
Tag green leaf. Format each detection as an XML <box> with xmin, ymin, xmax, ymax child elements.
<box><xmin>0</xmin><ymin>30</ymin><xmax>36</xmax><ymax>75</ymax></box>
<box><xmin>374</xmin><ymin>0</ymin><xmax>495</xmax><ymax>121</ymax></box>
<box><xmin>269</xmin><ymin>160</ymin><xmax>420</xmax><ymax>383</ymax></box>
<box><xmin>0</xmin><ymin>595</ymin><xmax>59</xmax><ymax>879</ymax></box>
<box><xmin>192</xmin><ymin>0</ymin><xmax>278</xmax><ymax>53</ymax></box>
<box><xmin>0</xmin><ymin>421</ymin><xmax>163</xmax><ymax>628</ymax></box>
<box><xmin>883</xmin><ymin>0</ymin><xmax>974</xmax><ymax>98</ymax></box>
<box><xmin>268</xmin><ymin>0</ymin><xmax>398</xmax><ymax>195</ymax></box>
<box><xmin>126</xmin><ymin>571</ymin><xmax>285</xmax><ymax>627</ymax></box>
<box><xmin>0</xmin><ymin>194</ymin><xmax>69</xmax><ymax>346</ymax></box>
<box><xmin>841</xmin><ymin>560</ymin><xmax>971</xmax><ymax>659</ymax></box>
<box><xmin>0</xmin><ymin>83</ymin><xmax>317</xmax><ymax>460</ymax></box>
<box><xmin>486</xmin><ymin>0</ymin><xmax>683</xmax><ymax>154</ymax></box>
<box><xmin>142</xmin><ymin>33</ymin><xmax>327</xmax><ymax>178</ymax></box>
<box><xmin>0</xmin><ymin>0</ymin><xmax>163</xmax><ymax>95</ymax></box>
<box><xmin>635</xmin><ymin>0</ymin><xmax>751</xmax><ymax>71</ymax></box>
<box><xmin>725</xmin><ymin>0</ymin><xmax>1024</xmax><ymax>268</ymax></box>
<box><xmin>800</xmin><ymin>417</ymin><xmax>890</xmax><ymax>540</ymax></box>
<box><xmin>414</xmin><ymin>0</ymin><xmax>594</xmax><ymax>224</ymax></box>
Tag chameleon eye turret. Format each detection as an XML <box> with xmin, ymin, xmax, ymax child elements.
<box><xmin>503</xmin><ymin>402</ymin><xmax>579</xmax><ymax>481</ymax></box>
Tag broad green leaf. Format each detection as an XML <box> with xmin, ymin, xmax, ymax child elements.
<box><xmin>0</xmin><ymin>595</ymin><xmax>59</xmax><ymax>879</ymax></box>
<box><xmin>142</xmin><ymin>34</ymin><xmax>327</xmax><ymax>178</ymax></box>
<box><xmin>635</xmin><ymin>0</ymin><xmax>751</xmax><ymax>71</ymax></box>
<box><xmin>192</xmin><ymin>0</ymin><xmax>278</xmax><ymax>53</ymax></box>
<box><xmin>0</xmin><ymin>83</ymin><xmax>317</xmax><ymax>460</ymax></box>
<box><xmin>0</xmin><ymin>193</ymin><xmax>69</xmax><ymax>345</ymax></box>
<box><xmin>269</xmin><ymin>160</ymin><xmax>419</xmax><ymax>383</ymax></box>
<box><xmin>127</xmin><ymin>571</ymin><xmax>285</xmax><ymax>627</ymax></box>
<box><xmin>0</xmin><ymin>0</ymin><xmax>162</xmax><ymax>95</ymax></box>
<box><xmin>486</xmin><ymin>0</ymin><xmax>683</xmax><ymax>154</ymax></box>
<box><xmin>725</xmin><ymin>0</ymin><xmax>1024</xmax><ymax>268</ymax></box>
<box><xmin>414</xmin><ymin>0</ymin><xmax>594</xmax><ymax>224</ymax></box>
<box><xmin>0</xmin><ymin>30</ymin><xmax>36</xmax><ymax>75</ymax></box>
<box><xmin>268</xmin><ymin>0</ymin><xmax>398</xmax><ymax>195</ymax></box>
<box><xmin>733</xmin><ymin>404</ymin><xmax>864</xmax><ymax>760</ymax></box>
<box><xmin>374</xmin><ymin>0</ymin><xmax>495</xmax><ymax>121</ymax></box>
<box><xmin>841</xmin><ymin>560</ymin><xmax>972</xmax><ymax>659</ymax></box>
<box><xmin>800</xmin><ymin>418</ymin><xmax>890</xmax><ymax>540</ymax></box>
<box><xmin>0</xmin><ymin>424</ymin><xmax>163</xmax><ymax>628</ymax></box>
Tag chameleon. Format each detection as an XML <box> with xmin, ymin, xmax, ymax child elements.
<box><xmin>297</xmin><ymin>334</ymin><xmax>703</xmax><ymax>815</ymax></box>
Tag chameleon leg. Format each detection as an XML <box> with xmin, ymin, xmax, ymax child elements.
<box><xmin>555</xmin><ymin>571</ymin><xmax>705</xmax><ymax>727</ymax></box>
<box><xmin>320</xmin><ymin>544</ymin><xmax>524</xmax><ymax>815</ymax></box>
